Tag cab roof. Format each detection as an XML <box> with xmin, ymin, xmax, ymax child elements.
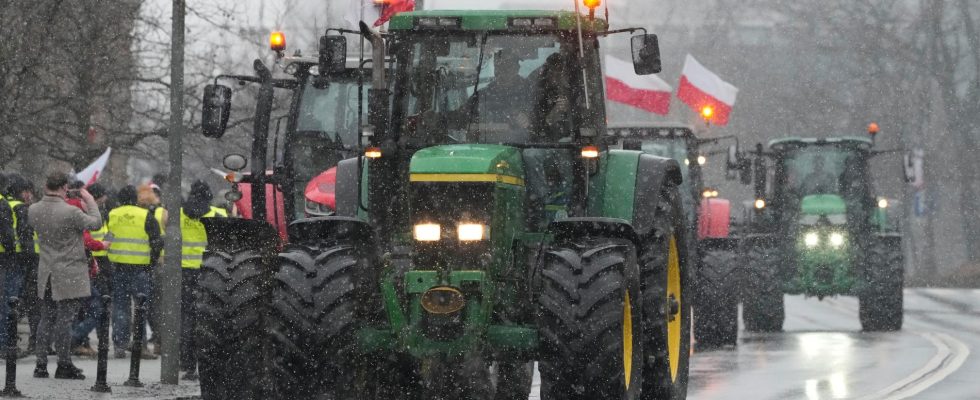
<box><xmin>607</xmin><ymin>123</ymin><xmax>695</xmax><ymax>140</ymax></box>
<box><xmin>768</xmin><ymin>136</ymin><xmax>874</xmax><ymax>151</ymax></box>
<box><xmin>388</xmin><ymin>10</ymin><xmax>608</xmax><ymax>32</ymax></box>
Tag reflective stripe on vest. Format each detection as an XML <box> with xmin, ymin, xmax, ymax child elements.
<box><xmin>107</xmin><ymin>205</ymin><xmax>152</xmax><ymax>265</ymax></box>
<box><xmin>6</xmin><ymin>200</ymin><xmax>38</xmax><ymax>254</ymax></box>
<box><xmin>90</xmin><ymin>223</ymin><xmax>109</xmax><ymax>257</ymax></box>
<box><xmin>180</xmin><ymin>206</ymin><xmax>226</xmax><ymax>269</ymax></box>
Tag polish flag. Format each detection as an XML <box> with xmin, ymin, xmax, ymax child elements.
<box><xmin>375</xmin><ymin>0</ymin><xmax>415</xmax><ymax>27</ymax></box>
<box><xmin>76</xmin><ymin>147</ymin><xmax>112</xmax><ymax>186</ymax></box>
<box><xmin>604</xmin><ymin>56</ymin><xmax>672</xmax><ymax>115</ymax></box>
<box><xmin>677</xmin><ymin>55</ymin><xmax>738</xmax><ymax>126</ymax></box>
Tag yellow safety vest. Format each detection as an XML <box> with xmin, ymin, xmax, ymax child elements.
<box><xmin>107</xmin><ymin>205</ymin><xmax>153</xmax><ymax>265</ymax></box>
<box><xmin>0</xmin><ymin>198</ymin><xmax>11</xmax><ymax>253</ymax></box>
<box><xmin>180</xmin><ymin>207</ymin><xmax>226</xmax><ymax>269</ymax></box>
<box><xmin>7</xmin><ymin>199</ymin><xmax>39</xmax><ymax>254</ymax></box>
<box><xmin>90</xmin><ymin>223</ymin><xmax>109</xmax><ymax>257</ymax></box>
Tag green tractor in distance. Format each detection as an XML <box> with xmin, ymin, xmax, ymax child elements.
<box><xmin>197</xmin><ymin>7</ymin><xmax>694</xmax><ymax>400</ymax></box>
<box><xmin>608</xmin><ymin>123</ymin><xmax>742</xmax><ymax>347</ymax></box>
<box><xmin>732</xmin><ymin>133</ymin><xmax>903</xmax><ymax>333</ymax></box>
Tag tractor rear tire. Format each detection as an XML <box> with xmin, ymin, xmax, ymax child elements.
<box><xmin>269</xmin><ymin>240</ymin><xmax>376</xmax><ymax>399</ymax></box>
<box><xmin>537</xmin><ymin>237</ymin><xmax>644</xmax><ymax>400</ymax></box>
<box><xmin>859</xmin><ymin>240</ymin><xmax>904</xmax><ymax>331</ymax></box>
<box><xmin>640</xmin><ymin>184</ymin><xmax>692</xmax><ymax>400</ymax></box>
<box><xmin>741</xmin><ymin>244</ymin><xmax>785</xmax><ymax>333</ymax></box>
<box><xmin>693</xmin><ymin>248</ymin><xmax>739</xmax><ymax>348</ymax></box>
<box><xmin>196</xmin><ymin>249</ymin><xmax>270</xmax><ymax>400</ymax></box>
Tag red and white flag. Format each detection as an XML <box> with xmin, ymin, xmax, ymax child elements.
<box><xmin>604</xmin><ymin>55</ymin><xmax>672</xmax><ymax>115</ymax></box>
<box><xmin>76</xmin><ymin>147</ymin><xmax>111</xmax><ymax>186</ymax></box>
<box><xmin>374</xmin><ymin>0</ymin><xmax>415</xmax><ymax>27</ymax></box>
<box><xmin>677</xmin><ymin>55</ymin><xmax>738</xmax><ymax>125</ymax></box>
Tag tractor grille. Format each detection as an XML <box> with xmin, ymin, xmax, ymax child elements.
<box><xmin>410</xmin><ymin>182</ymin><xmax>495</xmax><ymax>269</ymax></box>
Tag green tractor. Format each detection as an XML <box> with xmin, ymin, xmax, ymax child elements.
<box><xmin>608</xmin><ymin>123</ymin><xmax>741</xmax><ymax>347</ymax></box>
<box><xmin>197</xmin><ymin>8</ymin><xmax>694</xmax><ymax>400</ymax></box>
<box><xmin>732</xmin><ymin>134</ymin><xmax>903</xmax><ymax>333</ymax></box>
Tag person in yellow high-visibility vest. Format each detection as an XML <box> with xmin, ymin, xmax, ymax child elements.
<box><xmin>106</xmin><ymin>185</ymin><xmax>162</xmax><ymax>360</ymax></box>
<box><xmin>0</xmin><ymin>174</ymin><xmax>37</xmax><ymax>352</ymax></box>
<box><xmin>69</xmin><ymin>183</ymin><xmax>111</xmax><ymax>357</ymax></box>
<box><xmin>178</xmin><ymin>181</ymin><xmax>225</xmax><ymax>379</ymax></box>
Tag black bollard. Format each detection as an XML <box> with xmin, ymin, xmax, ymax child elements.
<box><xmin>91</xmin><ymin>295</ymin><xmax>112</xmax><ymax>393</ymax></box>
<box><xmin>123</xmin><ymin>294</ymin><xmax>146</xmax><ymax>388</ymax></box>
<box><xmin>0</xmin><ymin>297</ymin><xmax>21</xmax><ymax>397</ymax></box>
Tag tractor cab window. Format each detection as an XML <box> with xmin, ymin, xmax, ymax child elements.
<box><xmin>393</xmin><ymin>32</ymin><xmax>598</xmax><ymax>146</ymax></box>
<box><xmin>778</xmin><ymin>146</ymin><xmax>867</xmax><ymax>210</ymax></box>
<box><xmin>289</xmin><ymin>78</ymin><xmax>365</xmax><ymax>218</ymax></box>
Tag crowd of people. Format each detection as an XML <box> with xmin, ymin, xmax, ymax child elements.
<box><xmin>0</xmin><ymin>171</ymin><xmax>228</xmax><ymax>381</ymax></box>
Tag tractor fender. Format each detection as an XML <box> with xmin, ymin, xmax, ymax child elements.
<box><xmin>549</xmin><ymin>217</ymin><xmax>639</xmax><ymax>245</ymax></box>
<box><xmin>632</xmin><ymin>154</ymin><xmax>683</xmax><ymax>238</ymax></box>
<box><xmin>202</xmin><ymin>217</ymin><xmax>280</xmax><ymax>256</ymax></box>
<box><xmin>287</xmin><ymin>216</ymin><xmax>376</xmax><ymax>245</ymax></box>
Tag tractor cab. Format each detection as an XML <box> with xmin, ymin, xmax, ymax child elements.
<box><xmin>201</xmin><ymin>40</ymin><xmax>369</xmax><ymax>227</ymax></box>
<box><xmin>766</xmin><ymin>137</ymin><xmax>876</xmax><ymax>236</ymax></box>
<box><xmin>387</xmin><ymin>11</ymin><xmax>613</xmax><ymax>232</ymax></box>
<box><xmin>607</xmin><ymin>124</ymin><xmax>703</xmax><ymax>217</ymax></box>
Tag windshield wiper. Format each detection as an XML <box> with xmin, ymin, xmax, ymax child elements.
<box><xmin>465</xmin><ymin>33</ymin><xmax>490</xmax><ymax>141</ymax></box>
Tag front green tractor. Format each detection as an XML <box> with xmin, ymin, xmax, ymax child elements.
<box><xmin>192</xmin><ymin>8</ymin><xmax>695</xmax><ymax>400</ymax></box>
<box><xmin>734</xmin><ymin>136</ymin><xmax>903</xmax><ymax>333</ymax></box>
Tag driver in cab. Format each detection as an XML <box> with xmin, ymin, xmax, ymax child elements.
<box><xmin>445</xmin><ymin>49</ymin><xmax>533</xmax><ymax>142</ymax></box>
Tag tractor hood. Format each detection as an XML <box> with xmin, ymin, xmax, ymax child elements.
<box><xmin>409</xmin><ymin>144</ymin><xmax>525</xmax><ymax>185</ymax></box>
<box><xmin>800</xmin><ymin>194</ymin><xmax>847</xmax><ymax>216</ymax></box>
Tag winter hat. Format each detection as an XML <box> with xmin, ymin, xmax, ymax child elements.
<box><xmin>117</xmin><ymin>185</ymin><xmax>138</xmax><ymax>206</ymax></box>
<box><xmin>87</xmin><ymin>183</ymin><xmax>107</xmax><ymax>200</ymax></box>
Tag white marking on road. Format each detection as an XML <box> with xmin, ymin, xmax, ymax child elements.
<box><xmin>855</xmin><ymin>331</ymin><xmax>970</xmax><ymax>400</ymax></box>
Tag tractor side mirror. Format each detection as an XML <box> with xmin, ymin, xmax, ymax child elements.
<box><xmin>318</xmin><ymin>35</ymin><xmax>347</xmax><ymax>77</ymax></box>
<box><xmin>202</xmin><ymin>84</ymin><xmax>232</xmax><ymax>138</ymax></box>
<box><xmin>223</xmin><ymin>153</ymin><xmax>248</xmax><ymax>172</ymax></box>
<box><xmin>631</xmin><ymin>34</ymin><xmax>662</xmax><ymax>75</ymax></box>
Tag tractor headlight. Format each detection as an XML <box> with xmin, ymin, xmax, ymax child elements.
<box><xmin>829</xmin><ymin>232</ymin><xmax>845</xmax><ymax>248</ymax></box>
<box><xmin>414</xmin><ymin>223</ymin><xmax>441</xmax><ymax>242</ymax></box>
<box><xmin>457</xmin><ymin>223</ymin><xmax>488</xmax><ymax>242</ymax></box>
<box><xmin>804</xmin><ymin>232</ymin><xmax>820</xmax><ymax>248</ymax></box>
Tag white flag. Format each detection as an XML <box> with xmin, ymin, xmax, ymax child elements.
<box><xmin>345</xmin><ymin>0</ymin><xmax>382</xmax><ymax>29</ymax></box>
<box><xmin>76</xmin><ymin>147</ymin><xmax>111</xmax><ymax>186</ymax></box>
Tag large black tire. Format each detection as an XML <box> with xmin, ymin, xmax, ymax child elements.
<box><xmin>693</xmin><ymin>248</ymin><xmax>739</xmax><ymax>348</ymax></box>
<box><xmin>641</xmin><ymin>184</ymin><xmax>692</xmax><ymax>400</ymax></box>
<box><xmin>537</xmin><ymin>237</ymin><xmax>644</xmax><ymax>400</ymax></box>
<box><xmin>859</xmin><ymin>238</ymin><xmax>904</xmax><ymax>331</ymax></box>
<box><xmin>740</xmin><ymin>244</ymin><xmax>785</xmax><ymax>333</ymax></box>
<box><xmin>269</xmin><ymin>239</ymin><xmax>376</xmax><ymax>399</ymax></box>
<box><xmin>196</xmin><ymin>249</ymin><xmax>270</xmax><ymax>400</ymax></box>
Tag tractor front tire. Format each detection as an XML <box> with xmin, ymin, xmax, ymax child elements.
<box><xmin>640</xmin><ymin>184</ymin><xmax>692</xmax><ymax>400</ymax></box>
<box><xmin>196</xmin><ymin>249</ymin><xmax>270</xmax><ymax>400</ymax></box>
<box><xmin>269</xmin><ymin>240</ymin><xmax>376</xmax><ymax>399</ymax></box>
<box><xmin>741</xmin><ymin>244</ymin><xmax>785</xmax><ymax>333</ymax></box>
<box><xmin>693</xmin><ymin>248</ymin><xmax>739</xmax><ymax>348</ymax></box>
<box><xmin>859</xmin><ymin>239</ymin><xmax>904</xmax><ymax>331</ymax></box>
<box><xmin>537</xmin><ymin>237</ymin><xmax>644</xmax><ymax>400</ymax></box>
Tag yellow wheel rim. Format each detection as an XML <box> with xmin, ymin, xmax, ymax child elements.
<box><xmin>623</xmin><ymin>291</ymin><xmax>633</xmax><ymax>389</ymax></box>
<box><xmin>667</xmin><ymin>236</ymin><xmax>682</xmax><ymax>382</ymax></box>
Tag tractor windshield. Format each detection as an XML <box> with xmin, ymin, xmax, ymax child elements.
<box><xmin>392</xmin><ymin>32</ymin><xmax>603</xmax><ymax>146</ymax></box>
<box><xmin>288</xmin><ymin>76</ymin><xmax>366</xmax><ymax>218</ymax></box>
<box><xmin>778</xmin><ymin>146</ymin><xmax>869</xmax><ymax>208</ymax></box>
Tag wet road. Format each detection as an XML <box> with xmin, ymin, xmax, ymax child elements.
<box><xmin>530</xmin><ymin>288</ymin><xmax>980</xmax><ymax>399</ymax></box>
